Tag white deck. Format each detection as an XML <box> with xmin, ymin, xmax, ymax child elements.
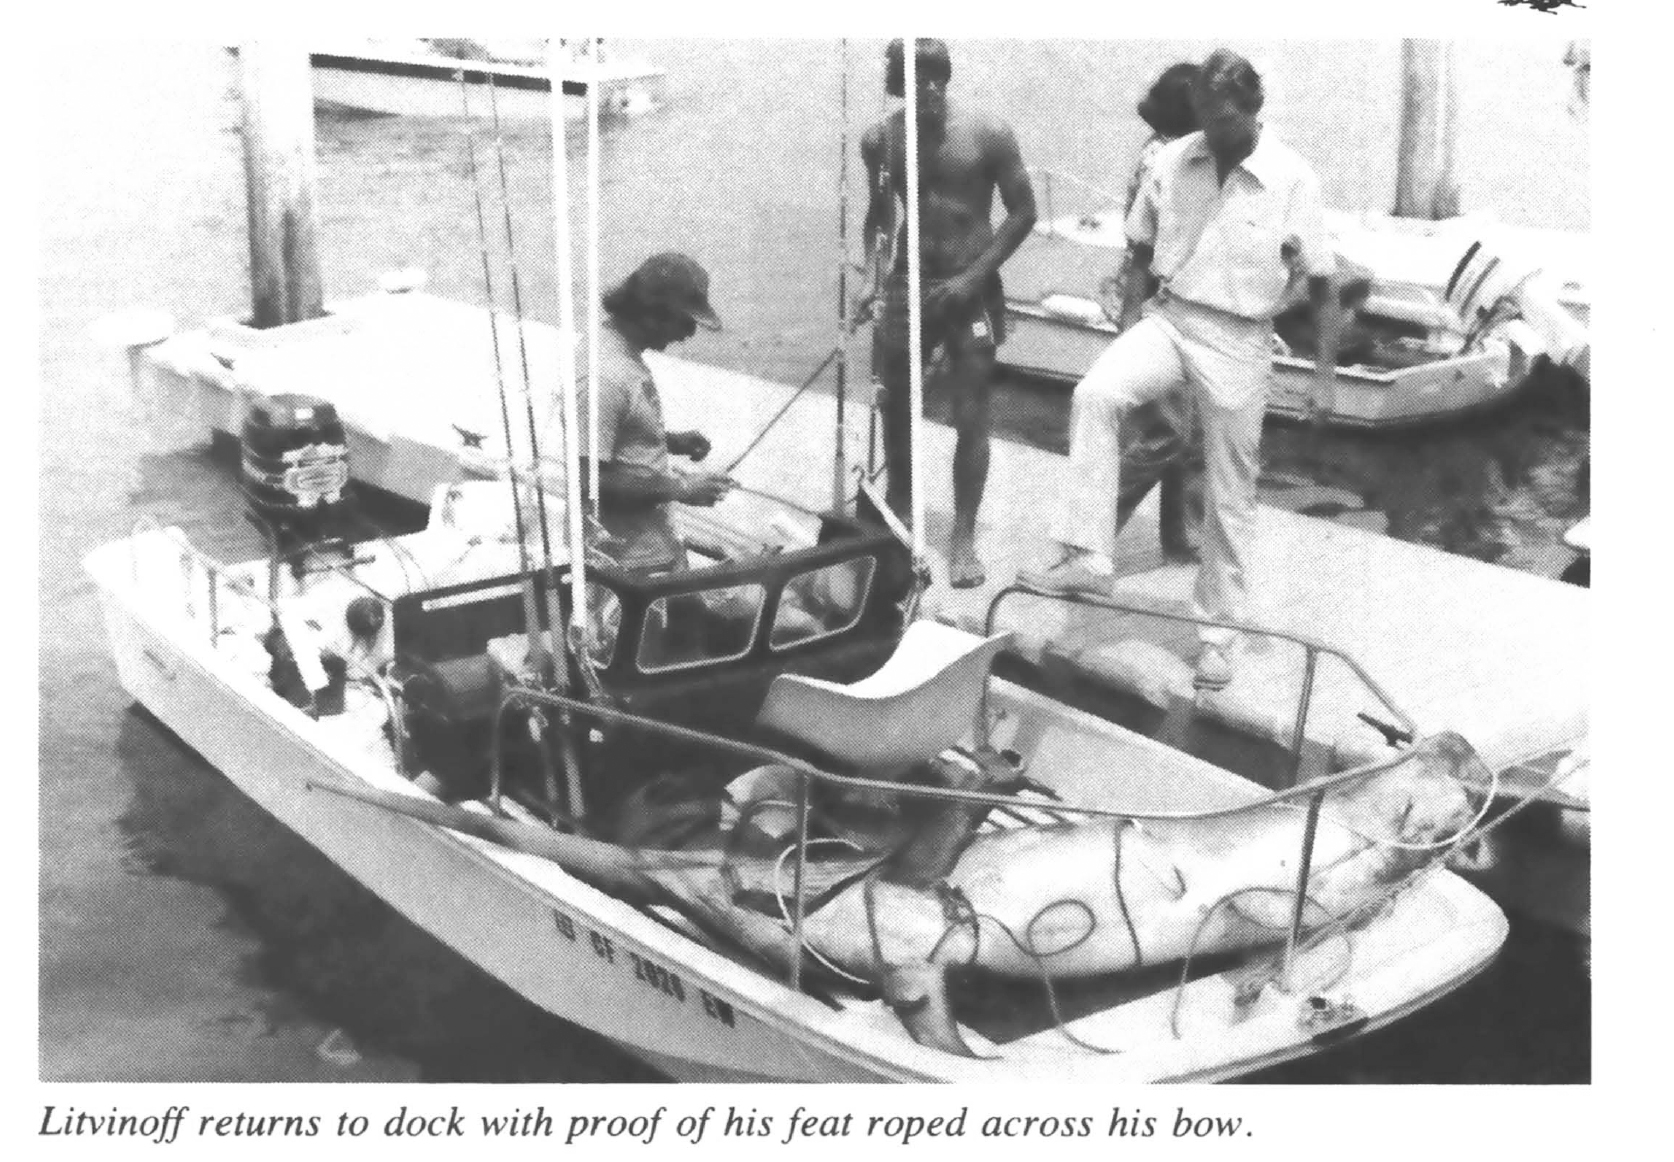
<box><xmin>131</xmin><ymin>290</ymin><xmax>1586</xmax><ymax>776</ymax></box>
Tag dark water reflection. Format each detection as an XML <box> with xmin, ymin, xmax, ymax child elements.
<box><xmin>115</xmin><ymin>711</ymin><xmax>662</xmax><ymax>1084</ymax></box>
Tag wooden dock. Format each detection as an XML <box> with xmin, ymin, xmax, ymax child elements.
<box><xmin>132</xmin><ymin>290</ymin><xmax>1587</xmax><ymax>778</ymax></box>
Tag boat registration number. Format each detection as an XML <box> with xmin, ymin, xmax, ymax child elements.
<box><xmin>553</xmin><ymin>908</ymin><xmax>736</xmax><ymax>1028</ymax></box>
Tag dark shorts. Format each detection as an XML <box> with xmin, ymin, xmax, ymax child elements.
<box><xmin>871</xmin><ymin>267</ymin><xmax>1005</xmax><ymax>376</ymax></box>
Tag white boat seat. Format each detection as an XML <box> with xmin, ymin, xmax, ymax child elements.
<box><xmin>756</xmin><ymin>621</ymin><xmax>1013</xmax><ymax>772</ymax></box>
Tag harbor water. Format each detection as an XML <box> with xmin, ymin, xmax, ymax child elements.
<box><xmin>38</xmin><ymin>39</ymin><xmax>1588</xmax><ymax>1082</ymax></box>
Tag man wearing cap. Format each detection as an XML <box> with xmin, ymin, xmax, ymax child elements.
<box><xmin>1020</xmin><ymin>50</ymin><xmax>1339</xmax><ymax>690</ymax></box>
<box><xmin>859</xmin><ymin>37</ymin><xmax>1037</xmax><ymax>589</ymax></box>
<box><xmin>563</xmin><ymin>252</ymin><xmax>736</xmax><ymax>571</ymax></box>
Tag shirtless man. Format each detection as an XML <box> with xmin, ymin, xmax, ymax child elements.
<box><xmin>859</xmin><ymin>38</ymin><xmax>1036</xmax><ymax>588</ymax></box>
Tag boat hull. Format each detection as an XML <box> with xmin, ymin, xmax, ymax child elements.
<box><xmin>1000</xmin><ymin>305</ymin><xmax>1520</xmax><ymax>430</ymax></box>
<box><xmin>86</xmin><ymin>533</ymin><xmax>1509</xmax><ymax>1081</ymax></box>
<box><xmin>307</xmin><ymin>50</ymin><xmax>665</xmax><ymax>119</ymax></box>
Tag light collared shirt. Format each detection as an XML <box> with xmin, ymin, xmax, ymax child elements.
<box><xmin>1126</xmin><ymin>127</ymin><xmax>1334</xmax><ymax>323</ymax></box>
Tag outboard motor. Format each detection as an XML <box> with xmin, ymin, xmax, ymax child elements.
<box><xmin>241</xmin><ymin>393</ymin><xmax>352</xmax><ymax>576</ymax></box>
<box><xmin>241</xmin><ymin>394</ymin><xmax>356</xmax><ymax>717</ymax></box>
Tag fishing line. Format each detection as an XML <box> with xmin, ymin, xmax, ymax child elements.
<box><xmin>722</xmin><ymin>345</ymin><xmax>842</xmax><ymax>475</ymax></box>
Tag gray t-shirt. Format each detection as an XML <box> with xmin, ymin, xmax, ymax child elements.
<box><xmin>565</xmin><ymin>324</ymin><xmax>681</xmax><ymax>569</ymax></box>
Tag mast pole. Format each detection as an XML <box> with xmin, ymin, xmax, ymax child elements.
<box><xmin>586</xmin><ymin>38</ymin><xmax>603</xmax><ymax>522</ymax></box>
<box><xmin>903</xmin><ymin>38</ymin><xmax>926</xmax><ymax>559</ymax></box>
<box><xmin>548</xmin><ymin>43</ymin><xmax>590</xmax><ymax>646</ymax></box>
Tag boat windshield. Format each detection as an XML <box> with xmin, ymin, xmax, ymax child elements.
<box><xmin>637</xmin><ymin>584</ymin><xmax>769</xmax><ymax>673</ymax></box>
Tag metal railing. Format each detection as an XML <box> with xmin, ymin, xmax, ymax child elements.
<box><xmin>124</xmin><ymin>522</ymin><xmax>410</xmax><ymax>768</ymax></box>
<box><xmin>492</xmin><ymin>669</ymin><xmax>1443</xmax><ymax>1013</ymax></box>
<box><xmin>985</xmin><ymin>584</ymin><xmax>1418</xmax><ymax>771</ymax></box>
<box><xmin>985</xmin><ymin>584</ymin><xmax>1429</xmax><ymax>990</ymax></box>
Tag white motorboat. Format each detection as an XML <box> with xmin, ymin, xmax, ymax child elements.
<box><xmin>1002</xmin><ymin>170</ymin><xmax>1589</xmax><ymax>427</ymax></box>
<box><xmin>298</xmin><ymin>40</ymin><xmax>665</xmax><ymax>119</ymax></box>
<box><xmin>86</xmin><ymin>438</ymin><xmax>1509</xmax><ymax>1080</ymax></box>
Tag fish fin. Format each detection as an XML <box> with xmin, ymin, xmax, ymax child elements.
<box><xmin>880</xmin><ymin>961</ymin><xmax>991</xmax><ymax>1059</ymax></box>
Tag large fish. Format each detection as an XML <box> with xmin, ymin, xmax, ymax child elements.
<box><xmin>313</xmin><ymin>732</ymin><xmax>1485</xmax><ymax>1057</ymax></box>
<box><xmin>805</xmin><ymin>732</ymin><xmax>1485</xmax><ymax>982</ymax></box>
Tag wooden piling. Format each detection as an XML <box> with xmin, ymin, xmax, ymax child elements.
<box><xmin>238</xmin><ymin>43</ymin><xmax>325</xmax><ymax>328</ymax></box>
<box><xmin>1394</xmin><ymin>40</ymin><xmax>1461</xmax><ymax>221</ymax></box>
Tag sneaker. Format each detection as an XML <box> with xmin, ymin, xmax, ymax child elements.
<box><xmin>1017</xmin><ymin>551</ymin><xmax>1114</xmax><ymax>599</ymax></box>
<box><xmin>1194</xmin><ymin>644</ymin><xmax>1233</xmax><ymax>691</ymax></box>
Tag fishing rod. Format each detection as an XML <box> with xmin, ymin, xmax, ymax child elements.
<box><xmin>903</xmin><ymin>39</ymin><xmax>926</xmax><ymax>561</ymax></box>
<box><xmin>585</xmin><ymin>37</ymin><xmax>602</xmax><ymax>523</ymax></box>
<box><xmin>456</xmin><ymin>69</ymin><xmax>544</xmax><ymax>657</ymax></box>
<box><xmin>832</xmin><ymin>39</ymin><xmax>851</xmax><ymax>515</ymax></box>
<box><xmin>484</xmin><ymin>74</ymin><xmax>566</xmax><ymax>673</ymax></box>
<box><xmin>862</xmin><ymin>48</ymin><xmax>896</xmax><ymax>491</ymax></box>
<box><xmin>543</xmin><ymin>44</ymin><xmax>594</xmax><ymax>819</ymax></box>
<box><xmin>483</xmin><ymin>67</ymin><xmax>585</xmax><ymax>818</ymax></box>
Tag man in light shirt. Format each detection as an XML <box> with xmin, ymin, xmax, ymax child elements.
<box><xmin>1020</xmin><ymin>50</ymin><xmax>1338</xmax><ymax>689</ymax></box>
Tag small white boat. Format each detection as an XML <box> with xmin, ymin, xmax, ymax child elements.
<box><xmin>301</xmin><ymin>40</ymin><xmax>665</xmax><ymax>120</ymax></box>
<box><xmin>87</xmin><ymin>468</ymin><xmax>1508</xmax><ymax>1080</ymax></box>
<box><xmin>1002</xmin><ymin>170</ymin><xmax>1589</xmax><ymax>428</ymax></box>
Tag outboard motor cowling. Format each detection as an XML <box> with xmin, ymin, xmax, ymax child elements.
<box><xmin>241</xmin><ymin>393</ymin><xmax>351</xmax><ymax>546</ymax></box>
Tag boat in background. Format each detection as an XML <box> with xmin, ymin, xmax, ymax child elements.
<box><xmin>299</xmin><ymin>40</ymin><xmax>665</xmax><ymax>119</ymax></box>
<box><xmin>1001</xmin><ymin>169</ymin><xmax>1589</xmax><ymax>428</ymax></box>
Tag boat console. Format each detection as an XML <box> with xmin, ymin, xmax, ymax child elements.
<box><xmin>384</xmin><ymin>504</ymin><xmax>914</xmax><ymax>809</ymax></box>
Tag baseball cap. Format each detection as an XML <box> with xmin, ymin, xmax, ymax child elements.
<box><xmin>619</xmin><ymin>252</ymin><xmax>722</xmax><ymax>330</ymax></box>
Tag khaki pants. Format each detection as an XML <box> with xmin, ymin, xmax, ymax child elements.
<box><xmin>1049</xmin><ymin>297</ymin><xmax>1269</xmax><ymax>645</ymax></box>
